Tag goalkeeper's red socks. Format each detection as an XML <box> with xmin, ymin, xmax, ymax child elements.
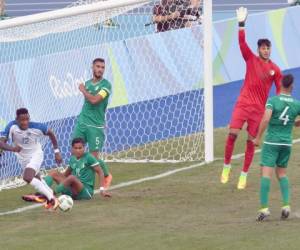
<box><xmin>224</xmin><ymin>133</ymin><xmax>237</xmax><ymax>165</ymax></box>
<box><xmin>242</xmin><ymin>139</ymin><xmax>255</xmax><ymax>173</ymax></box>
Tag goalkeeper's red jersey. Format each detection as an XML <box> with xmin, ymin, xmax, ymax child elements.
<box><xmin>237</xmin><ymin>29</ymin><xmax>282</xmax><ymax>111</ymax></box>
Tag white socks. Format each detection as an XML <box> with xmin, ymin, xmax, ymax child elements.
<box><xmin>41</xmin><ymin>178</ymin><xmax>55</xmax><ymax>195</ymax></box>
<box><xmin>30</xmin><ymin>177</ymin><xmax>54</xmax><ymax>201</ymax></box>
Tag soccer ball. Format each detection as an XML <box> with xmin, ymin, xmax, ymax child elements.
<box><xmin>58</xmin><ymin>195</ymin><xmax>74</xmax><ymax>212</ymax></box>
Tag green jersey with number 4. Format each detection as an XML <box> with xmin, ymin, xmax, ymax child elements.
<box><xmin>264</xmin><ymin>94</ymin><xmax>300</xmax><ymax>145</ymax></box>
<box><xmin>78</xmin><ymin>78</ymin><xmax>112</xmax><ymax>127</ymax></box>
<box><xmin>69</xmin><ymin>152</ymin><xmax>99</xmax><ymax>187</ymax></box>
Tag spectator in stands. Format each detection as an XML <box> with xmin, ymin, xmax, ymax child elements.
<box><xmin>184</xmin><ymin>0</ymin><xmax>202</xmax><ymax>27</ymax></box>
<box><xmin>152</xmin><ymin>0</ymin><xmax>186</xmax><ymax>32</ymax></box>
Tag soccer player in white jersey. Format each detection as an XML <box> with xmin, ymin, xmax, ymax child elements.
<box><xmin>0</xmin><ymin>108</ymin><xmax>63</xmax><ymax>210</ymax></box>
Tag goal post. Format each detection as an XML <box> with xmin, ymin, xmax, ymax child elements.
<box><xmin>0</xmin><ymin>0</ymin><xmax>213</xmax><ymax>189</ymax></box>
<box><xmin>203</xmin><ymin>0</ymin><xmax>214</xmax><ymax>163</ymax></box>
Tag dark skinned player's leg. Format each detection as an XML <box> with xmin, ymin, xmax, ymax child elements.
<box><xmin>23</xmin><ymin>168</ymin><xmax>54</xmax><ymax>201</ymax></box>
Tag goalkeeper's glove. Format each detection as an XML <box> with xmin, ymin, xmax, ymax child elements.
<box><xmin>236</xmin><ymin>7</ymin><xmax>248</xmax><ymax>27</ymax></box>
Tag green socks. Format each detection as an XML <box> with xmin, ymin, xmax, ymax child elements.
<box><xmin>260</xmin><ymin>176</ymin><xmax>290</xmax><ymax>208</ymax></box>
<box><xmin>98</xmin><ymin>159</ymin><xmax>109</xmax><ymax>177</ymax></box>
<box><xmin>260</xmin><ymin>177</ymin><xmax>271</xmax><ymax>208</ymax></box>
<box><xmin>279</xmin><ymin>176</ymin><xmax>290</xmax><ymax>206</ymax></box>
<box><xmin>44</xmin><ymin>176</ymin><xmax>54</xmax><ymax>187</ymax></box>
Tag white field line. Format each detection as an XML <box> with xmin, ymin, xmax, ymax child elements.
<box><xmin>1</xmin><ymin>138</ymin><xmax>300</xmax><ymax>216</ymax></box>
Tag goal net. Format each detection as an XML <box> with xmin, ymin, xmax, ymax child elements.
<box><xmin>0</xmin><ymin>0</ymin><xmax>212</xmax><ymax>189</ymax></box>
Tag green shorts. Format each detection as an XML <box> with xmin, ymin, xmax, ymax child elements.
<box><xmin>260</xmin><ymin>143</ymin><xmax>291</xmax><ymax>168</ymax></box>
<box><xmin>73</xmin><ymin>122</ymin><xmax>105</xmax><ymax>152</ymax></box>
<box><xmin>61</xmin><ymin>184</ymin><xmax>94</xmax><ymax>200</ymax></box>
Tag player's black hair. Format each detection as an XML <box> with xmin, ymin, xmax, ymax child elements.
<box><xmin>71</xmin><ymin>137</ymin><xmax>86</xmax><ymax>147</ymax></box>
<box><xmin>257</xmin><ymin>39</ymin><xmax>271</xmax><ymax>48</ymax></box>
<box><xmin>93</xmin><ymin>58</ymin><xmax>105</xmax><ymax>64</ymax></box>
<box><xmin>16</xmin><ymin>108</ymin><xmax>29</xmax><ymax>118</ymax></box>
<box><xmin>282</xmin><ymin>74</ymin><xmax>294</xmax><ymax>89</ymax></box>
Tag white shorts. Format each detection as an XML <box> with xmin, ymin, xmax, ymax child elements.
<box><xmin>18</xmin><ymin>150</ymin><xmax>44</xmax><ymax>173</ymax></box>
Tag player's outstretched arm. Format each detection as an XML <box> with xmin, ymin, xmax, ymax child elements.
<box><xmin>46</xmin><ymin>129</ymin><xmax>62</xmax><ymax>165</ymax></box>
<box><xmin>253</xmin><ymin>109</ymin><xmax>272</xmax><ymax>146</ymax></box>
<box><xmin>237</xmin><ymin>7</ymin><xmax>254</xmax><ymax>61</ymax></box>
<box><xmin>79</xmin><ymin>83</ymin><xmax>105</xmax><ymax>105</ymax></box>
<box><xmin>274</xmin><ymin>69</ymin><xmax>283</xmax><ymax>95</ymax></box>
<box><xmin>94</xmin><ymin>165</ymin><xmax>103</xmax><ymax>189</ymax></box>
<box><xmin>0</xmin><ymin>141</ymin><xmax>21</xmax><ymax>153</ymax></box>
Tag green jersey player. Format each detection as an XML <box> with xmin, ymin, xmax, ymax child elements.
<box><xmin>253</xmin><ymin>74</ymin><xmax>300</xmax><ymax>221</ymax></box>
<box><xmin>44</xmin><ymin>138</ymin><xmax>103</xmax><ymax>200</ymax></box>
<box><xmin>73</xmin><ymin>58</ymin><xmax>112</xmax><ymax>196</ymax></box>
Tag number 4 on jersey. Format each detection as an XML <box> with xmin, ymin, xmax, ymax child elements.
<box><xmin>279</xmin><ymin>106</ymin><xmax>290</xmax><ymax>125</ymax></box>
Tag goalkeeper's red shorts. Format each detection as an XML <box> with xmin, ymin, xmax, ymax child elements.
<box><xmin>229</xmin><ymin>102</ymin><xmax>264</xmax><ymax>137</ymax></box>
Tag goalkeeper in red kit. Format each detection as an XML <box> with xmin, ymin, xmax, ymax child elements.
<box><xmin>220</xmin><ymin>7</ymin><xmax>282</xmax><ymax>189</ymax></box>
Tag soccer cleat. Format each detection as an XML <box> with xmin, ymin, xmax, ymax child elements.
<box><xmin>22</xmin><ymin>193</ymin><xmax>47</xmax><ymax>203</ymax></box>
<box><xmin>104</xmin><ymin>174</ymin><xmax>113</xmax><ymax>189</ymax></box>
<box><xmin>281</xmin><ymin>205</ymin><xmax>291</xmax><ymax>220</ymax></box>
<box><xmin>44</xmin><ymin>197</ymin><xmax>60</xmax><ymax>210</ymax></box>
<box><xmin>256</xmin><ymin>208</ymin><xmax>270</xmax><ymax>222</ymax></box>
<box><xmin>237</xmin><ymin>174</ymin><xmax>247</xmax><ymax>190</ymax></box>
<box><xmin>220</xmin><ymin>165</ymin><xmax>231</xmax><ymax>184</ymax></box>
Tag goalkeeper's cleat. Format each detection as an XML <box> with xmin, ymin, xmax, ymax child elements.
<box><xmin>256</xmin><ymin>208</ymin><xmax>270</xmax><ymax>222</ymax></box>
<box><xmin>22</xmin><ymin>193</ymin><xmax>47</xmax><ymax>203</ymax></box>
<box><xmin>281</xmin><ymin>205</ymin><xmax>291</xmax><ymax>220</ymax></box>
<box><xmin>220</xmin><ymin>165</ymin><xmax>231</xmax><ymax>184</ymax></box>
<box><xmin>104</xmin><ymin>174</ymin><xmax>113</xmax><ymax>189</ymax></box>
<box><xmin>237</xmin><ymin>174</ymin><xmax>247</xmax><ymax>190</ymax></box>
<box><xmin>44</xmin><ymin>197</ymin><xmax>60</xmax><ymax>210</ymax></box>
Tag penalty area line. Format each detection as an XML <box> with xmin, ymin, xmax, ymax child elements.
<box><xmin>1</xmin><ymin>137</ymin><xmax>300</xmax><ymax>216</ymax></box>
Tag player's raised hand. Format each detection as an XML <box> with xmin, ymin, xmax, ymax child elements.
<box><xmin>55</xmin><ymin>152</ymin><xmax>63</xmax><ymax>164</ymax></box>
<box><xmin>79</xmin><ymin>83</ymin><xmax>86</xmax><ymax>93</ymax></box>
<box><xmin>236</xmin><ymin>7</ymin><xmax>248</xmax><ymax>27</ymax></box>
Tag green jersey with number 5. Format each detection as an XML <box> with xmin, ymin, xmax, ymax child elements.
<box><xmin>264</xmin><ymin>94</ymin><xmax>300</xmax><ymax>146</ymax></box>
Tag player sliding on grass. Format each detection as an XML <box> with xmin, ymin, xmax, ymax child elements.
<box><xmin>44</xmin><ymin>138</ymin><xmax>103</xmax><ymax>200</ymax></box>
<box><xmin>253</xmin><ymin>74</ymin><xmax>300</xmax><ymax>221</ymax></box>
<box><xmin>0</xmin><ymin>108</ymin><xmax>62</xmax><ymax>210</ymax></box>
<box><xmin>74</xmin><ymin>58</ymin><xmax>112</xmax><ymax>196</ymax></box>
<box><xmin>221</xmin><ymin>7</ymin><xmax>282</xmax><ymax>189</ymax></box>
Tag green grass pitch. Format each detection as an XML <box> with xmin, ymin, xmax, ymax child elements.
<box><xmin>1</xmin><ymin>128</ymin><xmax>300</xmax><ymax>250</ymax></box>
